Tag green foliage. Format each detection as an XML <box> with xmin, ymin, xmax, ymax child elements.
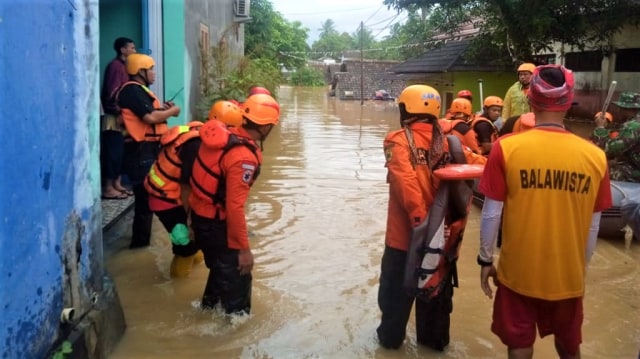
<box><xmin>51</xmin><ymin>341</ymin><xmax>72</xmax><ymax>359</ymax></box>
<box><xmin>245</xmin><ymin>0</ymin><xmax>310</xmax><ymax>69</ymax></box>
<box><xmin>289</xmin><ymin>66</ymin><xmax>326</xmax><ymax>86</ymax></box>
<box><xmin>382</xmin><ymin>0</ymin><xmax>640</xmax><ymax>63</ymax></box>
<box><xmin>197</xmin><ymin>41</ymin><xmax>282</xmax><ymax>120</ymax></box>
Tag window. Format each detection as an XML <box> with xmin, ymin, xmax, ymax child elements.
<box><xmin>565</xmin><ymin>51</ymin><xmax>603</xmax><ymax>72</ymax></box>
<box><xmin>615</xmin><ymin>48</ymin><xmax>640</xmax><ymax>72</ymax></box>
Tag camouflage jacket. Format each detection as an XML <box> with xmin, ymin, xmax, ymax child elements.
<box><xmin>591</xmin><ymin>113</ymin><xmax>640</xmax><ymax>182</ymax></box>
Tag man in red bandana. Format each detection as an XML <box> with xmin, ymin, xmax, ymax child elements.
<box><xmin>477</xmin><ymin>65</ymin><xmax>612</xmax><ymax>359</ymax></box>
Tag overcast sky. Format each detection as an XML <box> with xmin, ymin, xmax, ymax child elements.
<box><xmin>272</xmin><ymin>0</ymin><xmax>403</xmax><ymax>45</ymax></box>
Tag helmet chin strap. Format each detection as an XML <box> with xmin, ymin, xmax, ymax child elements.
<box><xmin>140</xmin><ymin>70</ymin><xmax>150</xmax><ymax>86</ymax></box>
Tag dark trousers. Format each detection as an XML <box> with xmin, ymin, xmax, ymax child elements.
<box><xmin>154</xmin><ymin>205</ymin><xmax>199</xmax><ymax>257</ymax></box>
<box><xmin>377</xmin><ymin>246</ymin><xmax>454</xmax><ymax>351</ymax></box>
<box><xmin>191</xmin><ymin>212</ymin><xmax>251</xmax><ymax>315</ymax></box>
<box><xmin>124</xmin><ymin>141</ymin><xmax>160</xmax><ymax>248</ymax></box>
<box><xmin>100</xmin><ymin>130</ymin><xmax>124</xmax><ymax>181</ymax></box>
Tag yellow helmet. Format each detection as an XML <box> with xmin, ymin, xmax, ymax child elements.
<box><xmin>126</xmin><ymin>53</ymin><xmax>155</xmax><ymax>75</ymax></box>
<box><xmin>208</xmin><ymin>101</ymin><xmax>243</xmax><ymax>127</ymax></box>
<box><xmin>483</xmin><ymin>96</ymin><xmax>503</xmax><ymax>108</ymax></box>
<box><xmin>517</xmin><ymin>63</ymin><xmax>536</xmax><ymax>74</ymax></box>
<box><xmin>450</xmin><ymin>98</ymin><xmax>472</xmax><ymax>116</ymax></box>
<box><xmin>243</xmin><ymin>94</ymin><xmax>280</xmax><ymax>125</ymax></box>
<box><xmin>397</xmin><ymin>85</ymin><xmax>441</xmax><ymax>117</ymax></box>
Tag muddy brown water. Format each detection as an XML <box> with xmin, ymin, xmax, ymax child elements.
<box><xmin>105</xmin><ymin>86</ymin><xmax>640</xmax><ymax>359</ymax></box>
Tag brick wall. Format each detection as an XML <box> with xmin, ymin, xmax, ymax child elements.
<box><xmin>329</xmin><ymin>60</ymin><xmax>406</xmax><ymax>100</ymax></box>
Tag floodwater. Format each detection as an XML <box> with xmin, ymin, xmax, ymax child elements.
<box><xmin>106</xmin><ymin>86</ymin><xmax>640</xmax><ymax>359</ymax></box>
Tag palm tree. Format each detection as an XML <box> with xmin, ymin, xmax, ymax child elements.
<box><xmin>318</xmin><ymin>19</ymin><xmax>337</xmax><ymax>38</ymax></box>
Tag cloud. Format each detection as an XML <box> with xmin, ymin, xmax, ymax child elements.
<box><xmin>272</xmin><ymin>0</ymin><xmax>402</xmax><ymax>44</ymax></box>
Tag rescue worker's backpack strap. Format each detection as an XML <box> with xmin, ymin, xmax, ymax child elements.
<box><xmin>192</xmin><ymin>134</ymin><xmax>261</xmax><ymax>207</ymax></box>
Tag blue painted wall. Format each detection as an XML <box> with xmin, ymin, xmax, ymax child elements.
<box><xmin>0</xmin><ymin>1</ymin><xmax>102</xmax><ymax>358</ymax></box>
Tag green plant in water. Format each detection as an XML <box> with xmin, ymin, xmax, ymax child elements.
<box><xmin>289</xmin><ymin>66</ymin><xmax>326</xmax><ymax>87</ymax></box>
<box><xmin>51</xmin><ymin>341</ymin><xmax>72</xmax><ymax>359</ymax></box>
<box><xmin>197</xmin><ymin>33</ymin><xmax>282</xmax><ymax>120</ymax></box>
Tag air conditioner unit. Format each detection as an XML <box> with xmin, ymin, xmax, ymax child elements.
<box><xmin>234</xmin><ymin>0</ymin><xmax>250</xmax><ymax>17</ymax></box>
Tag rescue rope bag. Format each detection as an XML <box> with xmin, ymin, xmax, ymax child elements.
<box><xmin>403</xmin><ymin>135</ymin><xmax>483</xmax><ymax>300</ymax></box>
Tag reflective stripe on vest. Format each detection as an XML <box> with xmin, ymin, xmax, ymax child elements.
<box><xmin>143</xmin><ymin>129</ymin><xmax>200</xmax><ymax>203</ymax></box>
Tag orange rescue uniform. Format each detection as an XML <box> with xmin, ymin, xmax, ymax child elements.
<box><xmin>117</xmin><ymin>81</ymin><xmax>168</xmax><ymax>141</ymax></box>
<box><xmin>438</xmin><ymin>119</ymin><xmax>482</xmax><ymax>154</ymax></box>
<box><xmin>383</xmin><ymin>122</ymin><xmax>487</xmax><ymax>251</ymax></box>
<box><xmin>189</xmin><ymin>125</ymin><xmax>261</xmax><ymax>250</ymax></box>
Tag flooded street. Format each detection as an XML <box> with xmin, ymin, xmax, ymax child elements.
<box><xmin>106</xmin><ymin>86</ymin><xmax>640</xmax><ymax>358</ymax></box>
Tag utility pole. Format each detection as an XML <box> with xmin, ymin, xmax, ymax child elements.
<box><xmin>360</xmin><ymin>21</ymin><xmax>364</xmax><ymax>105</ymax></box>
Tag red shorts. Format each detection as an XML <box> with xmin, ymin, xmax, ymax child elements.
<box><xmin>491</xmin><ymin>283</ymin><xmax>583</xmax><ymax>355</ymax></box>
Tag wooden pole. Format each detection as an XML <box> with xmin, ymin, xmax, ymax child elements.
<box><xmin>360</xmin><ymin>21</ymin><xmax>364</xmax><ymax>105</ymax></box>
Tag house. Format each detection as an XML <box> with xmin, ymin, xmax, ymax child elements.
<box><xmin>1</xmin><ymin>1</ymin><xmax>248</xmax><ymax>358</ymax></box>
<box><xmin>385</xmin><ymin>24</ymin><xmax>514</xmax><ymax>115</ymax></box>
<box><xmin>100</xmin><ymin>0</ymin><xmax>248</xmax><ymax>124</ymax></box>
<box><xmin>540</xmin><ymin>24</ymin><xmax>640</xmax><ymax>122</ymax></box>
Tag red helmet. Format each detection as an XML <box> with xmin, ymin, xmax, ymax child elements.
<box><xmin>249</xmin><ymin>86</ymin><xmax>271</xmax><ymax>96</ymax></box>
<box><xmin>457</xmin><ymin>90</ymin><xmax>473</xmax><ymax>100</ymax></box>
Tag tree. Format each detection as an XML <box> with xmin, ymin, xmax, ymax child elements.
<box><xmin>311</xmin><ymin>21</ymin><xmax>353</xmax><ymax>57</ymax></box>
<box><xmin>319</xmin><ymin>19</ymin><xmax>338</xmax><ymax>38</ymax></box>
<box><xmin>382</xmin><ymin>0</ymin><xmax>640</xmax><ymax>64</ymax></box>
<box><xmin>245</xmin><ymin>0</ymin><xmax>310</xmax><ymax>69</ymax></box>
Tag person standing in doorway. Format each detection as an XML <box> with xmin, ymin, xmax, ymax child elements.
<box><xmin>189</xmin><ymin>93</ymin><xmax>280</xmax><ymax>315</ymax></box>
<box><xmin>117</xmin><ymin>53</ymin><xmax>179</xmax><ymax>248</ymax></box>
<box><xmin>502</xmin><ymin>63</ymin><xmax>535</xmax><ymax>120</ymax></box>
<box><xmin>477</xmin><ymin>65</ymin><xmax>612</xmax><ymax>359</ymax></box>
<box><xmin>100</xmin><ymin>37</ymin><xmax>136</xmax><ymax>199</ymax></box>
<box><xmin>377</xmin><ymin>85</ymin><xmax>486</xmax><ymax>351</ymax></box>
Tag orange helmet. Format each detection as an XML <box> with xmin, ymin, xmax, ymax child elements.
<box><xmin>242</xmin><ymin>94</ymin><xmax>280</xmax><ymax>125</ymax></box>
<box><xmin>483</xmin><ymin>96</ymin><xmax>503</xmax><ymax>108</ymax></box>
<box><xmin>126</xmin><ymin>53</ymin><xmax>155</xmax><ymax>75</ymax></box>
<box><xmin>517</xmin><ymin>63</ymin><xmax>536</xmax><ymax>74</ymax></box>
<box><xmin>457</xmin><ymin>90</ymin><xmax>473</xmax><ymax>100</ymax></box>
<box><xmin>594</xmin><ymin>111</ymin><xmax>613</xmax><ymax>123</ymax></box>
<box><xmin>398</xmin><ymin>85</ymin><xmax>441</xmax><ymax>117</ymax></box>
<box><xmin>249</xmin><ymin>86</ymin><xmax>271</xmax><ymax>96</ymax></box>
<box><xmin>208</xmin><ymin>101</ymin><xmax>243</xmax><ymax>127</ymax></box>
<box><xmin>450</xmin><ymin>98</ymin><xmax>472</xmax><ymax>116</ymax></box>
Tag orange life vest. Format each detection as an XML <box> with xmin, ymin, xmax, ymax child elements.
<box><xmin>189</xmin><ymin>120</ymin><xmax>261</xmax><ymax>219</ymax></box>
<box><xmin>513</xmin><ymin>112</ymin><xmax>535</xmax><ymax>133</ymax></box>
<box><xmin>144</xmin><ymin>124</ymin><xmax>202</xmax><ymax>204</ymax></box>
<box><xmin>438</xmin><ymin>119</ymin><xmax>466</xmax><ymax>134</ymax></box>
<box><xmin>471</xmin><ymin>116</ymin><xmax>499</xmax><ymax>147</ymax></box>
<box><xmin>116</xmin><ymin>81</ymin><xmax>168</xmax><ymax>142</ymax></box>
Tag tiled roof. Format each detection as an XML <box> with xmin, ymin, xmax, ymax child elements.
<box><xmin>388</xmin><ymin>29</ymin><xmax>507</xmax><ymax>74</ymax></box>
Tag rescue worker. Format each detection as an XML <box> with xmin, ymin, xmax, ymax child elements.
<box><xmin>377</xmin><ymin>84</ymin><xmax>486</xmax><ymax>351</ymax></box>
<box><xmin>248</xmin><ymin>86</ymin><xmax>271</xmax><ymax>96</ymax></box>
<box><xmin>471</xmin><ymin>96</ymin><xmax>502</xmax><ymax>155</ymax></box>
<box><xmin>457</xmin><ymin>89</ymin><xmax>473</xmax><ymax>103</ymax></box>
<box><xmin>502</xmin><ymin>62</ymin><xmax>535</xmax><ymax>120</ymax></box>
<box><xmin>444</xmin><ymin>90</ymin><xmax>473</xmax><ymax>119</ymax></box>
<box><xmin>208</xmin><ymin>100</ymin><xmax>244</xmax><ymax>127</ymax></box>
<box><xmin>440</xmin><ymin>98</ymin><xmax>481</xmax><ymax>154</ymax></box>
<box><xmin>499</xmin><ymin>112</ymin><xmax>535</xmax><ymax>136</ymax></box>
<box><xmin>189</xmin><ymin>93</ymin><xmax>280</xmax><ymax>315</ymax></box>
<box><xmin>144</xmin><ymin>121</ymin><xmax>205</xmax><ymax>277</ymax></box>
<box><xmin>117</xmin><ymin>53</ymin><xmax>179</xmax><ymax>248</ymax></box>
<box><xmin>591</xmin><ymin>91</ymin><xmax>640</xmax><ymax>182</ymax></box>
